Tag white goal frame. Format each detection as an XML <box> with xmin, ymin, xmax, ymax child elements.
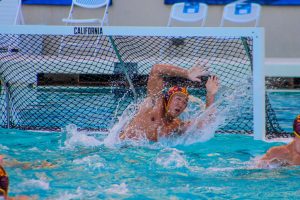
<box><xmin>0</xmin><ymin>25</ymin><xmax>265</xmax><ymax>140</ymax></box>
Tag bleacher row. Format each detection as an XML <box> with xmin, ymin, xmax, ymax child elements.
<box><xmin>0</xmin><ymin>1</ymin><xmax>262</xmax><ymax>27</ymax></box>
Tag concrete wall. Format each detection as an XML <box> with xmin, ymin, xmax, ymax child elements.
<box><xmin>22</xmin><ymin>0</ymin><xmax>300</xmax><ymax>58</ymax></box>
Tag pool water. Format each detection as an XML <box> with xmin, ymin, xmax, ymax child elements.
<box><xmin>1</xmin><ymin>129</ymin><xmax>299</xmax><ymax>199</ymax></box>
<box><xmin>0</xmin><ymin>91</ymin><xmax>300</xmax><ymax>199</ymax></box>
<box><xmin>268</xmin><ymin>90</ymin><xmax>300</xmax><ymax>132</ymax></box>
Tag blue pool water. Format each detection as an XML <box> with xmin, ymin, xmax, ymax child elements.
<box><xmin>268</xmin><ymin>90</ymin><xmax>300</xmax><ymax>132</ymax></box>
<box><xmin>0</xmin><ymin>90</ymin><xmax>299</xmax><ymax>199</ymax></box>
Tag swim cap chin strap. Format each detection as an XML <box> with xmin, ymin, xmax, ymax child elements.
<box><xmin>164</xmin><ymin>86</ymin><xmax>189</xmax><ymax>113</ymax></box>
<box><xmin>294</xmin><ymin>131</ymin><xmax>300</xmax><ymax>138</ymax></box>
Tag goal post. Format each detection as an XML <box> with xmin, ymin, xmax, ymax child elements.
<box><xmin>252</xmin><ymin>30</ymin><xmax>265</xmax><ymax>140</ymax></box>
<box><xmin>0</xmin><ymin>25</ymin><xmax>271</xmax><ymax>139</ymax></box>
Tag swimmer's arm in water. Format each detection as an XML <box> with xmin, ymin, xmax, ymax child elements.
<box><xmin>147</xmin><ymin>64</ymin><xmax>209</xmax><ymax>98</ymax></box>
<box><xmin>260</xmin><ymin>146</ymin><xmax>288</xmax><ymax>160</ymax></box>
<box><xmin>0</xmin><ymin>155</ymin><xmax>31</xmax><ymax>169</ymax></box>
<box><xmin>1</xmin><ymin>155</ymin><xmax>56</xmax><ymax>169</ymax></box>
<box><xmin>257</xmin><ymin>146</ymin><xmax>291</xmax><ymax>167</ymax></box>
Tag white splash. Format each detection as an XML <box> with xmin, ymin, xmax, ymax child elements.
<box><xmin>104</xmin><ymin>78</ymin><xmax>252</xmax><ymax>147</ymax></box>
<box><xmin>105</xmin><ymin>183</ymin><xmax>129</xmax><ymax>195</ymax></box>
<box><xmin>73</xmin><ymin>155</ymin><xmax>105</xmax><ymax>169</ymax></box>
<box><xmin>55</xmin><ymin>193</ymin><xmax>82</xmax><ymax>200</ymax></box>
<box><xmin>54</xmin><ymin>187</ymin><xmax>84</xmax><ymax>200</ymax></box>
<box><xmin>0</xmin><ymin>144</ymin><xmax>9</xmax><ymax>150</ymax></box>
<box><xmin>248</xmin><ymin>156</ymin><xmax>292</xmax><ymax>169</ymax></box>
<box><xmin>29</xmin><ymin>147</ymin><xmax>39</xmax><ymax>151</ymax></box>
<box><xmin>206</xmin><ymin>167</ymin><xmax>237</xmax><ymax>172</ymax></box>
<box><xmin>63</xmin><ymin>124</ymin><xmax>102</xmax><ymax>149</ymax></box>
<box><xmin>166</xmin><ymin>81</ymin><xmax>251</xmax><ymax>146</ymax></box>
<box><xmin>19</xmin><ymin>179</ymin><xmax>50</xmax><ymax>190</ymax></box>
<box><xmin>158</xmin><ymin>103</ymin><xmax>226</xmax><ymax>146</ymax></box>
<box><xmin>54</xmin><ymin>187</ymin><xmax>106</xmax><ymax>200</ymax></box>
<box><xmin>104</xmin><ymin>102</ymin><xmax>138</xmax><ymax>148</ymax></box>
<box><xmin>156</xmin><ymin>148</ymin><xmax>188</xmax><ymax>169</ymax></box>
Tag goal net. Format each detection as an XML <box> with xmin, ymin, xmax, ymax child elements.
<box><xmin>0</xmin><ymin>25</ymin><xmax>288</xmax><ymax>139</ymax></box>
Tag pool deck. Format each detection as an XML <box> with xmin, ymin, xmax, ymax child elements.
<box><xmin>265</xmin><ymin>58</ymin><xmax>300</xmax><ymax>77</ymax></box>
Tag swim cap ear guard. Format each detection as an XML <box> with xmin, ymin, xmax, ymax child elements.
<box><xmin>293</xmin><ymin>114</ymin><xmax>300</xmax><ymax>138</ymax></box>
<box><xmin>164</xmin><ymin>86</ymin><xmax>189</xmax><ymax>113</ymax></box>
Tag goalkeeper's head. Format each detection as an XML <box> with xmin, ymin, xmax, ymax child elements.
<box><xmin>163</xmin><ymin>86</ymin><xmax>189</xmax><ymax>118</ymax></box>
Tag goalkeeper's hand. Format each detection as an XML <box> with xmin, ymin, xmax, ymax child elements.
<box><xmin>187</xmin><ymin>60</ymin><xmax>209</xmax><ymax>82</ymax></box>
